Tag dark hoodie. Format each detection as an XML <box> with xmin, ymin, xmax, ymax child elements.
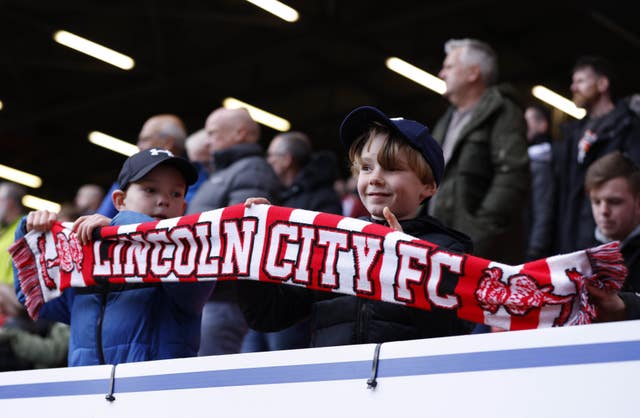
<box><xmin>281</xmin><ymin>151</ymin><xmax>342</xmax><ymax>215</ymax></box>
<box><xmin>238</xmin><ymin>209</ymin><xmax>474</xmax><ymax>347</ymax></box>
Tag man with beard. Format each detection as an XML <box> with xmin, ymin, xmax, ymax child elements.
<box><xmin>552</xmin><ymin>56</ymin><xmax>640</xmax><ymax>254</ymax></box>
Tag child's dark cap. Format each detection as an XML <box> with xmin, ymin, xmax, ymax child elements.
<box><xmin>117</xmin><ymin>148</ymin><xmax>198</xmax><ymax>190</ymax></box>
<box><xmin>339</xmin><ymin>106</ymin><xmax>445</xmax><ymax>186</ymax></box>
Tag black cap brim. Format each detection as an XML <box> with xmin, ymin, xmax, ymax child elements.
<box><xmin>339</xmin><ymin>106</ymin><xmax>403</xmax><ymax>150</ymax></box>
<box><xmin>120</xmin><ymin>157</ymin><xmax>198</xmax><ymax>190</ymax></box>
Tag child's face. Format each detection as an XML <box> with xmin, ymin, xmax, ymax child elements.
<box><xmin>589</xmin><ymin>176</ymin><xmax>640</xmax><ymax>241</ymax></box>
<box><xmin>356</xmin><ymin>133</ymin><xmax>436</xmax><ymax>220</ymax></box>
<box><xmin>114</xmin><ymin>164</ymin><xmax>187</xmax><ymax>220</ymax></box>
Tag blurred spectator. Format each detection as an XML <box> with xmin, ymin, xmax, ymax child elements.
<box><xmin>188</xmin><ymin>107</ymin><xmax>281</xmax><ymax>356</ymax></box>
<box><xmin>337</xmin><ymin>175</ymin><xmax>369</xmax><ymax>218</ymax></box>
<box><xmin>626</xmin><ymin>93</ymin><xmax>640</xmax><ymax>118</ymax></box>
<box><xmin>0</xmin><ymin>182</ymin><xmax>70</xmax><ymax>371</ymax></box>
<box><xmin>524</xmin><ymin>105</ymin><xmax>554</xmax><ymax>260</ymax></box>
<box><xmin>186</xmin><ymin>128</ymin><xmax>211</xmax><ymax>166</ymax></box>
<box><xmin>553</xmin><ymin>56</ymin><xmax>640</xmax><ymax>254</ymax></box>
<box><xmin>266</xmin><ymin>132</ymin><xmax>342</xmax><ymax>214</ymax></box>
<box><xmin>430</xmin><ymin>38</ymin><xmax>529</xmax><ymax>264</ymax></box>
<box><xmin>0</xmin><ymin>314</ymin><xmax>69</xmax><ymax>371</ymax></box>
<box><xmin>97</xmin><ymin>114</ymin><xmax>193</xmax><ymax>217</ymax></box>
<box><xmin>74</xmin><ymin>184</ymin><xmax>104</xmax><ymax>216</ymax></box>
<box><xmin>0</xmin><ymin>182</ymin><xmax>26</xmax><ymax>322</ymax></box>
<box><xmin>185</xmin><ymin>128</ymin><xmax>211</xmax><ymax>198</ymax></box>
<box><xmin>57</xmin><ymin>202</ymin><xmax>82</xmax><ymax>223</ymax></box>
<box><xmin>242</xmin><ymin>131</ymin><xmax>342</xmax><ymax>353</ymax></box>
<box><xmin>584</xmin><ymin>151</ymin><xmax>640</xmax><ymax>320</ymax></box>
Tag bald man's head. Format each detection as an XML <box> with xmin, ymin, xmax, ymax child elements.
<box><xmin>203</xmin><ymin>108</ymin><xmax>261</xmax><ymax>153</ymax></box>
<box><xmin>185</xmin><ymin>129</ymin><xmax>211</xmax><ymax>164</ymax></box>
<box><xmin>75</xmin><ymin>184</ymin><xmax>105</xmax><ymax>214</ymax></box>
<box><xmin>137</xmin><ymin>114</ymin><xmax>187</xmax><ymax>156</ymax></box>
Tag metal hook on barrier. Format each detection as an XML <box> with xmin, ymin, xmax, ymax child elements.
<box><xmin>105</xmin><ymin>364</ymin><xmax>117</xmax><ymax>402</ymax></box>
<box><xmin>367</xmin><ymin>343</ymin><xmax>382</xmax><ymax>390</ymax></box>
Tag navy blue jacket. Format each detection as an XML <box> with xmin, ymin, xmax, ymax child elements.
<box><xmin>14</xmin><ymin>211</ymin><xmax>215</xmax><ymax>366</ymax></box>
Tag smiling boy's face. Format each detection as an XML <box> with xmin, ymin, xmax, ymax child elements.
<box><xmin>113</xmin><ymin>164</ymin><xmax>187</xmax><ymax>220</ymax></box>
<box><xmin>356</xmin><ymin>133</ymin><xmax>436</xmax><ymax>221</ymax></box>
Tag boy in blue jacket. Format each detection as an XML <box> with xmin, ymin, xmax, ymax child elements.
<box><xmin>15</xmin><ymin>148</ymin><xmax>215</xmax><ymax>366</ymax></box>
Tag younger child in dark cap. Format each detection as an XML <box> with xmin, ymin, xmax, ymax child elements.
<box><xmin>15</xmin><ymin>148</ymin><xmax>214</xmax><ymax>366</ymax></box>
<box><xmin>241</xmin><ymin>107</ymin><xmax>473</xmax><ymax>348</ymax></box>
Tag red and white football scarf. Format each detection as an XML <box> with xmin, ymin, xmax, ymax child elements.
<box><xmin>9</xmin><ymin>204</ymin><xmax>626</xmax><ymax>330</ymax></box>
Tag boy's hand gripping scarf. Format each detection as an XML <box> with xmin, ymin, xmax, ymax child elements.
<box><xmin>9</xmin><ymin>204</ymin><xmax>626</xmax><ymax>330</ymax></box>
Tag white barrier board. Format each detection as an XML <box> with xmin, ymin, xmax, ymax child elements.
<box><xmin>1</xmin><ymin>320</ymin><xmax>638</xmax><ymax>417</ymax></box>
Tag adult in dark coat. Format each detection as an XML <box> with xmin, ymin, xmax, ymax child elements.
<box><xmin>187</xmin><ymin>107</ymin><xmax>281</xmax><ymax>356</ymax></box>
<box><xmin>553</xmin><ymin>56</ymin><xmax>640</xmax><ymax>254</ymax></box>
<box><xmin>430</xmin><ymin>38</ymin><xmax>529</xmax><ymax>264</ymax></box>
<box><xmin>266</xmin><ymin>132</ymin><xmax>342</xmax><ymax>216</ymax></box>
<box><xmin>524</xmin><ymin>105</ymin><xmax>555</xmax><ymax>260</ymax></box>
<box><xmin>241</xmin><ymin>132</ymin><xmax>342</xmax><ymax>352</ymax></box>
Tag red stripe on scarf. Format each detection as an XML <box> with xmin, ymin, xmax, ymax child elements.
<box><xmin>510</xmin><ymin>259</ymin><xmax>552</xmax><ymax>330</ymax></box>
<box><xmin>454</xmin><ymin>256</ymin><xmax>492</xmax><ymax>325</ymax></box>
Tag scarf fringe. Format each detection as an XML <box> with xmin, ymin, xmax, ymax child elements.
<box><xmin>585</xmin><ymin>241</ymin><xmax>627</xmax><ymax>290</ymax></box>
<box><xmin>566</xmin><ymin>241</ymin><xmax>628</xmax><ymax>325</ymax></box>
<box><xmin>8</xmin><ymin>237</ymin><xmax>44</xmax><ymax>320</ymax></box>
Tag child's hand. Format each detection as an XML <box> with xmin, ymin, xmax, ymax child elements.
<box><xmin>383</xmin><ymin>207</ymin><xmax>403</xmax><ymax>232</ymax></box>
<box><xmin>72</xmin><ymin>214</ymin><xmax>112</xmax><ymax>246</ymax></box>
<box><xmin>244</xmin><ymin>197</ymin><xmax>271</xmax><ymax>207</ymax></box>
<box><xmin>26</xmin><ymin>210</ymin><xmax>58</xmax><ymax>232</ymax></box>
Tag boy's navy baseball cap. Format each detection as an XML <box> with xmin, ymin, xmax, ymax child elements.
<box><xmin>117</xmin><ymin>148</ymin><xmax>198</xmax><ymax>190</ymax></box>
<box><xmin>339</xmin><ymin>106</ymin><xmax>445</xmax><ymax>186</ymax></box>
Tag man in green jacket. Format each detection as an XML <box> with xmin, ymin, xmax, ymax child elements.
<box><xmin>430</xmin><ymin>38</ymin><xmax>529</xmax><ymax>264</ymax></box>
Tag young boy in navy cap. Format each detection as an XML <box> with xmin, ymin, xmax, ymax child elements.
<box><xmin>241</xmin><ymin>106</ymin><xmax>473</xmax><ymax>348</ymax></box>
<box><xmin>15</xmin><ymin>148</ymin><xmax>215</xmax><ymax>366</ymax></box>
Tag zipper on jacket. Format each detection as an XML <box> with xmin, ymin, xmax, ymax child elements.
<box><xmin>96</xmin><ymin>293</ymin><xmax>107</xmax><ymax>365</ymax></box>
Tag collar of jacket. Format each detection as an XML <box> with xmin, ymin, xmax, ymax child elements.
<box><xmin>595</xmin><ymin>224</ymin><xmax>640</xmax><ymax>249</ymax></box>
<box><xmin>212</xmin><ymin>143</ymin><xmax>264</xmax><ymax>170</ymax></box>
<box><xmin>567</xmin><ymin>101</ymin><xmax>635</xmax><ymax>141</ymax></box>
<box><xmin>458</xmin><ymin>86</ymin><xmax>507</xmax><ymax>136</ymax></box>
<box><xmin>436</xmin><ymin>86</ymin><xmax>508</xmax><ymax>146</ymax></box>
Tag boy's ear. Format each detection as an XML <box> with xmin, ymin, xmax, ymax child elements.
<box><xmin>112</xmin><ymin>189</ymin><xmax>126</xmax><ymax>211</ymax></box>
<box><xmin>419</xmin><ymin>182</ymin><xmax>437</xmax><ymax>202</ymax></box>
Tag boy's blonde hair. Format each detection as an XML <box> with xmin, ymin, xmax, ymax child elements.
<box><xmin>348</xmin><ymin>123</ymin><xmax>435</xmax><ymax>186</ymax></box>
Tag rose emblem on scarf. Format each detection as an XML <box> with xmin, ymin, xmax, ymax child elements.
<box><xmin>475</xmin><ymin>267</ymin><xmax>574</xmax><ymax>317</ymax></box>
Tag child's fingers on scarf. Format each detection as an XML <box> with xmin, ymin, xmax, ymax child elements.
<box><xmin>245</xmin><ymin>197</ymin><xmax>271</xmax><ymax>207</ymax></box>
<box><xmin>72</xmin><ymin>215</ymin><xmax>111</xmax><ymax>245</ymax></box>
<box><xmin>73</xmin><ymin>217</ymin><xmax>95</xmax><ymax>245</ymax></box>
<box><xmin>26</xmin><ymin>210</ymin><xmax>57</xmax><ymax>232</ymax></box>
